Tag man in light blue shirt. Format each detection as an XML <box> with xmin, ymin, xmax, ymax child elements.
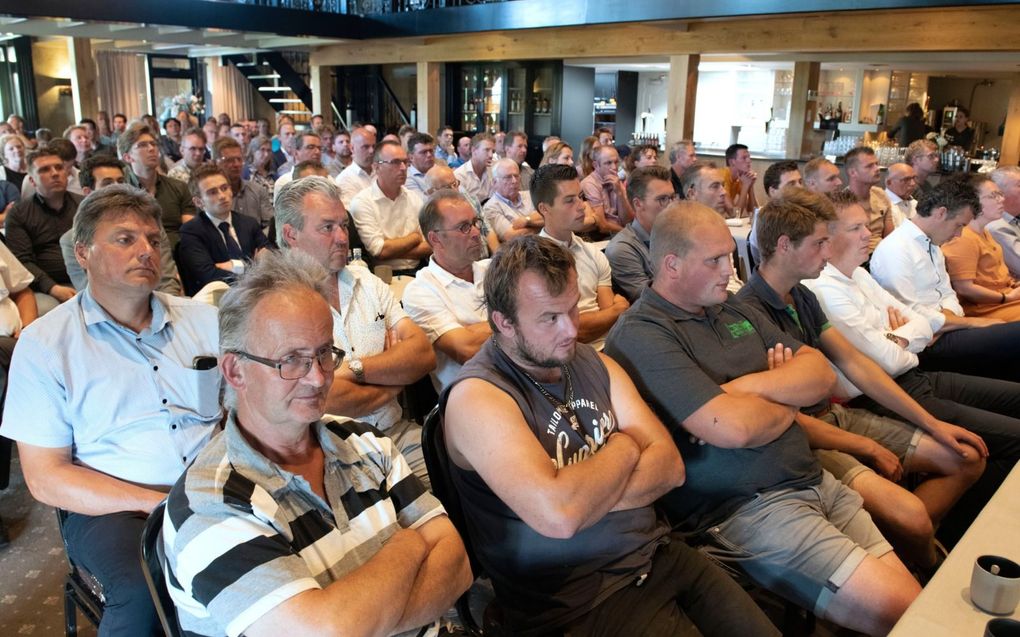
<box><xmin>1</xmin><ymin>184</ymin><xmax>222</xmax><ymax>636</ymax></box>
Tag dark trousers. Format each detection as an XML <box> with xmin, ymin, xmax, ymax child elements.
<box><xmin>919</xmin><ymin>322</ymin><xmax>1020</xmax><ymax>383</ymax></box>
<box><xmin>62</xmin><ymin>511</ymin><xmax>160</xmax><ymax>637</ymax></box>
<box><xmin>551</xmin><ymin>537</ymin><xmax>779</xmax><ymax>637</ymax></box>
<box><xmin>850</xmin><ymin>369</ymin><xmax>1020</xmax><ymax>544</ymax></box>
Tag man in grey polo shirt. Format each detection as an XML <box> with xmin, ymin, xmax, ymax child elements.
<box><xmin>605</xmin><ymin>166</ymin><xmax>677</xmax><ymax>302</ymax></box>
<box><xmin>605</xmin><ymin>201</ymin><xmax>920</xmax><ymax>636</ymax></box>
<box><xmin>164</xmin><ymin>249</ymin><xmax>470</xmax><ymax>637</ymax></box>
<box><xmin>481</xmin><ymin>158</ymin><xmax>542</xmax><ymax>243</ymax></box>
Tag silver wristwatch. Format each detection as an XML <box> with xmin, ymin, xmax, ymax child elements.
<box><xmin>349</xmin><ymin>358</ymin><xmax>365</xmax><ymax>384</ymax></box>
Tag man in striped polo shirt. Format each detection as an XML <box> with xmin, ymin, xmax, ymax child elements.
<box><xmin>163</xmin><ymin>249</ymin><xmax>471</xmax><ymax>637</ymax></box>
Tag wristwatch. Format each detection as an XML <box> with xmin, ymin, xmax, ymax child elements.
<box><xmin>349</xmin><ymin>358</ymin><xmax>365</xmax><ymax>384</ymax></box>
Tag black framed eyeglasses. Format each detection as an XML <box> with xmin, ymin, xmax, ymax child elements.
<box><xmin>230</xmin><ymin>345</ymin><xmax>345</xmax><ymax>380</ymax></box>
<box><xmin>436</xmin><ymin>218</ymin><xmax>482</xmax><ymax>235</ymax></box>
<box><xmin>653</xmin><ymin>193</ymin><xmax>681</xmax><ymax>207</ymax></box>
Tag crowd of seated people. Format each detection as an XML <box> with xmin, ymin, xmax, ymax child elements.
<box><xmin>0</xmin><ymin>105</ymin><xmax>1016</xmax><ymax>637</ymax></box>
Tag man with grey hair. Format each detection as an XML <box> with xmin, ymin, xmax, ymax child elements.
<box><xmin>482</xmin><ymin>158</ymin><xmax>541</xmax><ymax>242</ymax></box>
<box><xmin>335</xmin><ymin>126</ymin><xmax>376</xmax><ymax>208</ymax></box>
<box><xmin>349</xmin><ymin>140</ymin><xmax>431</xmax><ymax>276</ymax></box>
<box><xmin>164</xmin><ymin>248</ymin><xmax>470</xmax><ymax>637</ymax></box>
<box><xmin>276</xmin><ymin>176</ymin><xmax>436</xmax><ymax>484</ymax></box>
<box><xmin>1</xmin><ymin>184</ymin><xmax>222</xmax><ymax>635</ymax></box>
<box><xmin>884</xmin><ymin>162</ymin><xmax>918</xmax><ymax>228</ymax></box>
<box><xmin>426</xmin><ymin>163</ymin><xmax>499</xmax><ymax>255</ymax></box>
<box><xmin>986</xmin><ymin>166</ymin><xmax>1020</xmax><ymax>277</ymax></box>
<box><xmin>669</xmin><ymin>140</ymin><xmax>697</xmax><ymax>197</ymax></box>
<box><xmin>404</xmin><ymin>190</ymin><xmax>491</xmax><ymax>391</ymax></box>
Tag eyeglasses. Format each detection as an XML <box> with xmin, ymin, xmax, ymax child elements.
<box><xmin>376</xmin><ymin>158</ymin><xmax>409</xmax><ymax>167</ymax></box>
<box><xmin>983</xmin><ymin>191</ymin><xmax>1006</xmax><ymax>201</ymax></box>
<box><xmin>653</xmin><ymin>193</ymin><xmax>681</xmax><ymax>206</ymax></box>
<box><xmin>231</xmin><ymin>345</ymin><xmax>345</xmax><ymax>380</ymax></box>
<box><xmin>436</xmin><ymin>218</ymin><xmax>482</xmax><ymax>235</ymax></box>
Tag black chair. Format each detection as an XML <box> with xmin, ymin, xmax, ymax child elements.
<box><xmin>421</xmin><ymin>405</ymin><xmax>488</xmax><ymax>636</ymax></box>
<box><xmin>140</xmin><ymin>500</ymin><xmax>183</xmax><ymax>637</ymax></box>
<box><xmin>54</xmin><ymin>509</ymin><xmax>105</xmax><ymax>636</ymax></box>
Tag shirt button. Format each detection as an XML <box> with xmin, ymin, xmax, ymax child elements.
<box><xmin>182</xmin><ymin>456</ymin><xmax>186</xmax><ymax>462</ymax></box>
<box><xmin>162</xmin><ymin>399</ymin><xmax>168</xmax><ymax>404</ymax></box>
<box><xmin>171</xmin><ymin>424</ymin><xmax>177</xmax><ymax>430</ymax></box>
<box><xmin>153</xmin><ymin>365</ymin><xmax>158</xmax><ymax>371</ymax></box>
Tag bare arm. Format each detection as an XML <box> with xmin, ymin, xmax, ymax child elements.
<box><xmin>434</xmin><ymin>322</ymin><xmax>492</xmax><ymax>365</ymax></box>
<box><xmin>819</xmin><ymin>327</ymin><xmax>988</xmax><ymax>458</ymax></box>
<box><xmin>576</xmin><ymin>287</ymin><xmax>629</xmax><ymax>344</ymax></box>
<box><xmin>721</xmin><ymin>344</ymin><xmax>835</xmax><ymax>408</ymax></box>
<box><xmin>600</xmin><ymin>354</ymin><xmax>684</xmax><ymax>511</ymax></box>
<box><xmin>12</xmin><ymin>286</ymin><xmax>37</xmax><ymax>334</ymax></box>
<box><xmin>390</xmin><ymin>516</ymin><xmax>473</xmax><ymax>634</ymax></box>
<box><xmin>17</xmin><ymin>443</ymin><xmax>167</xmax><ymax>515</ymax></box>
<box><xmin>325</xmin><ymin>378</ymin><xmax>404</xmax><ymax>418</ymax></box>
<box><xmin>795</xmin><ymin>412</ymin><xmax>903</xmax><ymax>481</ymax></box>
<box><xmin>446</xmin><ymin>378</ymin><xmax>640</xmax><ymax>539</ymax></box>
<box><xmin>360</xmin><ymin>318</ymin><xmax>436</xmax><ymax>385</ymax></box>
<box><xmin>951</xmin><ymin>278</ymin><xmax>1020</xmax><ymax>305</ymax></box>
<box><xmin>377</xmin><ymin>231</ymin><xmax>431</xmax><ymax>261</ymax></box>
<box><xmin>939</xmin><ymin>309</ymin><xmax>1002</xmax><ymax>333</ymax></box>
<box><xmin>683</xmin><ymin>391</ymin><xmax>797</xmax><ymax>448</ymax></box>
<box><xmin>244</xmin><ymin>528</ymin><xmax>428</xmax><ymax>637</ymax></box>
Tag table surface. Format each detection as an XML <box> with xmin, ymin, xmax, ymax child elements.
<box><xmin>889</xmin><ymin>463</ymin><xmax>1020</xmax><ymax>636</ymax></box>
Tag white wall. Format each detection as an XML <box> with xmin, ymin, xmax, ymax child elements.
<box><xmin>634</xmin><ymin>72</ymin><xmax>668</xmax><ymax>138</ymax></box>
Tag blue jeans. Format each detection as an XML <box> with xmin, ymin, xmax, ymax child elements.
<box><xmin>62</xmin><ymin>511</ymin><xmax>161</xmax><ymax>637</ymax></box>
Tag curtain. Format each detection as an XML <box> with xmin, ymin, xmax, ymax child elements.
<box><xmin>206</xmin><ymin>58</ymin><xmax>255</xmax><ymax>121</ymax></box>
<box><xmin>96</xmin><ymin>51</ymin><xmax>149</xmax><ymax>119</ymax></box>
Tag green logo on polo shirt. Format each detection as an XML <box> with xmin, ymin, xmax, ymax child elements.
<box><xmin>725</xmin><ymin>320</ymin><xmax>756</xmax><ymax>339</ymax></box>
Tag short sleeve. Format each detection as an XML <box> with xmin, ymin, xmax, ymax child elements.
<box><xmin>942</xmin><ymin>232</ymin><xmax>981</xmax><ymax>281</ymax></box>
<box><xmin>1</xmin><ymin>330</ymin><xmax>74</xmax><ymax>447</ymax></box>
<box><xmin>593</xmin><ymin>247</ymin><xmax>613</xmax><ymax>288</ymax></box>
<box><xmin>606</xmin><ymin>316</ymin><xmax>723</xmax><ymax>427</ymax></box>
<box><xmin>581</xmin><ymin>175</ymin><xmax>605</xmax><ymax>207</ymax></box>
<box><xmin>403</xmin><ymin>279</ymin><xmax>464</xmax><ymax>343</ymax></box>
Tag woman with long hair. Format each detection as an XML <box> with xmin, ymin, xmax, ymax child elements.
<box><xmin>540</xmin><ymin>141</ymin><xmax>574</xmax><ymax>167</ymax></box>
<box><xmin>245</xmin><ymin>135</ymin><xmax>276</xmax><ymax>190</ymax></box>
<box><xmin>0</xmin><ymin>134</ymin><xmax>28</xmax><ymax>192</ymax></box>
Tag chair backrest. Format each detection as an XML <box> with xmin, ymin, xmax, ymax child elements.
<box><xmin>139</xmin><ymin>501</ymin><xmax>183</xmax><ymax>637</ymax></box>
<box><xmin>420</xmin><ymin>405</ymin><xmax>484</xmax><ymax>579</ymax></box>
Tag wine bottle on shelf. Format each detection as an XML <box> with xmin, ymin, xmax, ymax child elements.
<box><xmin>835</xmin><ymin>102</ymin><xmax>844</xmax><ymax>122</ymax></box>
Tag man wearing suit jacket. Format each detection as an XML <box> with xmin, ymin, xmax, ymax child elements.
<box><xmin>178</xmin><ymin>164</ymin><xmax>269</xmax><ymax>296</ymax></box>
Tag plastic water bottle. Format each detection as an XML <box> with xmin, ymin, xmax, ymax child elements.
<box><xmin>349</xmin><ymin>248</ymin><xmax>368</xmax><ymax>268</ymax></box>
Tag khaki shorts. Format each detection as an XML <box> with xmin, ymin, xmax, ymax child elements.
<box><xmin>813</xmin><ymin>404</ymin><xmax>923</xmax><ymax>485</ymax></box>
<box><xmin>700</xmin><ymin>471</ymin><xmax>893</xmax><ymax>617</ymax></box>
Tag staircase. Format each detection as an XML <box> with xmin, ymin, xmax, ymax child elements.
<box><xmin>224</xmin><ymin>52</ymin><xmax>322</xmax><ymax>125</ymax></box>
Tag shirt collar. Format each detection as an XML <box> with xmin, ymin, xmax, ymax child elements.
<box><xmin>820</xmin><ymin>262</ymin><xmax>855</xmax><ymax>284</ymax></box>
<box><xmin>491</xmin><ymin>190</ymin><xmax>522</xmax><ymax>207</ymax></box>
<box><xmin>884</xmin><ymin>187</ymin><xmax>906</xmax><ymax>205</ymax></box>
<box><xmin>80</xmin><ymin>287</ymin><xmax>169</xmax><ymax>333</ymax></box>
<box><xmin>639</xmin><ymin>285</ymin><xmax>722</xmax><ymax>323</ymax></box>
<box><xmin>205</xmin><ymin>210</ymin><xmax>232</xmax><ymax>227</ymax></box>
<box><xmin>223</xmin><ymin>413</ymin><xmax>364</xmax><ymax>498</ymax></box>
<box><xmin>902</xmin><ymin>218</ymin><xmax>934</xmax><ymax>247</ymax></box>
<box><xmin>539</xmin><ymin>228</ymin><xmax>575</xmax><ymax>249</ymax></box>
<box><xmin>747</xmin><ymin>272</ymin><xmax>787</xmax><ymax>311</ymax></box>
<box><xmin>629</xmin><ymin>219</ymin><xmax>651</xmax><ymax>246</ymax></box>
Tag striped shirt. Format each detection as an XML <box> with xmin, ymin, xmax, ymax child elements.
<box><xmin>164</xmin><ymin>413</ymin><xmax>445</xmax><ymax>637</ymax></box>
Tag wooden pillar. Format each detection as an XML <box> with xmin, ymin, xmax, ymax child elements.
<box><xmin>416</xmin><ymin>61</ymin><xmax>440</xmax><ymax>134</ymax></box>
<box><xmin>1001</xmin><ymin>77</ymin><xmax>1020</xmax><ymax>167</ymax></box>
<box><xmin>310</xmin><ymin>64</ymin><xmax>333</xmax><ymax>124</ymax></box>
<box><xmin>787</xmin><ymin>61</ymin><xmax>821</xmax><ymax>160</ymax></box>
<box><xmin>67</xmin><ymin>38</ymin><xmax>99</xmax><ymax>122</ymax></box>
<box><xmin>666</xmin><ymin>54</ymin><xmax>699</xmax><ymax>144</ymax></box>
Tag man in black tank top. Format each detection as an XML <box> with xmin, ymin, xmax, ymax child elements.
<box><xmin>442</xmin><ymin>235</ymin><xmax>778</xmax><ymax>637</ymax></box>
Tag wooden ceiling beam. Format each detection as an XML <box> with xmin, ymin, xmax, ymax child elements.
<box><xmin>311</xmin><ymin>6</ymin><xmax>1020</xmax><ymax>67</ymax></box>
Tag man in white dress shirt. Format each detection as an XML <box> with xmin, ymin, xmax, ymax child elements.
<box><xmin>453</xmin><ymin>133</ymin><xmax>495</xmax><ymax>202</ymax></box>
<box><xmin>986</xmin><ymin>166</ymin><xmax>1020</xmax><ymax>277</ymax></box>
<box><xmin>349</xmin><ymin>140</ymin><xmax>431</xmax><ymax>276</ymax></box>
<box><xmin>803</xmin><ymin>189</ymin><xmax>1020</xmax><ymax>534</ymax></box>
<box><xmin>884</xmin><ymin>163</ymin><xmax>918</xmax><ymax>229</ymax></box>
<box><xmin>403</xmin><ymin>191</ymin><xmax>490</xmax><ymax>391</ymax></box>
<box><xmin>871</xmin><ymin>177</ymin><xmax>1020</xmax><ymax>383</ymax></box>
<box><xmin>335</xmin><ymin>126</ymin><xmax>376</xmax><ymax>208</ymax></box>
<box><xmin>276</xmin><ymin>176</ymin><xmax>436</xmax><ymax>485</ymax></box>
<box><xmin>533</xmin><ymin>163</ymin><xmax>628</xmax><ymax>350</ymax></box>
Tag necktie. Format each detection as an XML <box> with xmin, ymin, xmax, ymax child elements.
<box><xmin>218</xmin><ymin>221</ymin><xmax>244</xmax><ymax>260</ymax></box>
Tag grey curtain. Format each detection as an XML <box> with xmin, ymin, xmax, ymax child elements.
<box><xmin>96</xmin><ymin>51</ymin><xmax>149</xmax><ymax>119</ymax></box>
